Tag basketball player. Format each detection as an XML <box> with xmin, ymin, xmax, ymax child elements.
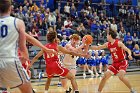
<box><xmin>85</xmin><ymin>29</ymin><xmax>137</xmax><ymax>93</ymax></box>
<box><xmin>29</xmin><ymin>31</ymin><xmax>88</xmax><ymax>93</ymax></box>
<box><xmin>0</xmin><ymin>0</ymin><xmax>32</xmax><ymax>93</ymax></box>
<box><xmin>61</xmin><ymin>34</ymin><xmax>87</xmax><ymax>93</ymax></box>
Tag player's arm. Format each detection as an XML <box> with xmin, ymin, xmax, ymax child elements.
<box><xmin>17</xmin><ymin>19</ymin><xmax>29</xmax><ymax>59</ymax></box>
<box><xmin>25</xmin><ymin>33</ymin><xmax>57</xmax><ymax>55</ymax></box>
<box><xmin>90</xmin><ymin>42</ymin><xmax>108</xmax><ymax>50</ymax></box>
<box><xmin>58</xmin><ymin>45</ymin><xmax>87</xmax><ymax>57</ymax></box>
<box><xmin>65</xmin><ymin>44</ymin><xmax>84</xmax><ymax>53</ymax></box>
<box><xmin>29</xmin><ymin>50</ymin><xmax>44</xmax><ymax>69</ymax></box>
<box><xmin>118</xmin><ymin>41</ymin><xmax>133</xmax><ymax>60</ymax></box>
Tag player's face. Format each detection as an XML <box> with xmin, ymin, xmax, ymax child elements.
<box><xmin>107</xmin><ymin>34</ymin><xmax>111</xmax><ymax>42</ymax></box>
<box><xmin>71</xmin><ymin>39</ymin><xmax>79</xmax><ymax>45</ymax></box>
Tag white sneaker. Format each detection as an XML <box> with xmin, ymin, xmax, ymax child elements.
<box><xmin>91</xmin><ymin>73</ymin><xmax>94</xmax><ymax>78</ymax></box>
<box><xmin>130</xmin><ymin>89</ymin><xmax>137</xmax><ymax>93</ymax></box>
<box><xmin>83</xmin><ymin>73</ymin><xmax>86</xmax><ymax>78</ymax></box>
<box><xmin>88</xmin><ymin>70</ymin><xmax>93</xmax><ymax>73</ymax></box>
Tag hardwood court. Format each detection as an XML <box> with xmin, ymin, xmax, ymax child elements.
<box><xmin>9</xmin><ymin>73</ymin><xmax>140</xmax><ymax>93</ymax></box>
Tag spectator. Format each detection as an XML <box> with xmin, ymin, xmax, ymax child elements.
<box><xmin>132</xmin><ymin>32</ymin><xmax>139</xmax><ymax>44</ymax></box>
<box><xmin>118</xmin><ymin>27</ymin><xmax>126</xmax><ymax>42</ymax></box>
<box><xmin>133</xmin><ymin>44</ymin><xmax>140</xmax><ymax>66</ymax></box>
<box><xmin>64</xmin><ymin>17</ymin><xmax>73</xmax><ymax>29</ymax></box>
<box><xmin>29</xmin><ymin>28</ymin><xmax>39</xmax><ymax>39</ymax></box>
<box><xmin>31</xmin><ymin>2</ymin><xmax>39</xmax><ymax>12</ymax></box>
<box><xmin>16</xmin><ymin>6</ymin><xmax>24</xmax><ymax>20</ymax></box>
<box><xmin>31</xmin><ymin>21</ymin><xmax>39</xmax><ymax>33</ymax></box>
<box><xmin>124</xmin><ymin>32</ymin><xmax>133</xmax><ymax>50</ymax></box>
<box><xmin>56</xmin><ymin>18</ymin><xmax>63</xmax><ymax>30</ymax></box>
<box><xmin>110</xmin><ymin>20</ymin><xmax>117</xmax><ymax>32</ymax></box>
<box><xmin>48</xmin><ymin>12</ymin><xmax>56</xmax><ymax>26</ymax></box>
<box><xmin>64</xmin><ymin>2</ymin><xmax>70</xmax><ymax>17</ymax></box>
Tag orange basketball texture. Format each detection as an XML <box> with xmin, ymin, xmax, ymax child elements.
<box><xmin>82</xmin><ymin>35</ymin><xmax>93</xmax><ymax>45</ymax></box>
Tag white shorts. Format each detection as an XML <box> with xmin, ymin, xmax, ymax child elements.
<box><xmin>0</xmin><ymin>58</ymin><xmax>30</xmax><ymax>88</ymax></box>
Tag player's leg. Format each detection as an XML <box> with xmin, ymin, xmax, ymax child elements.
<box><xmin>65</xmin><ymin>72</ymin><xmax>79</xmax><ymax>93</ymax></box>
<box><xmin>61</xmin><ymin>68</ymin><xmax>76</xmax><ymax>92</ymax></box>
<box><xmin>18</xmin><ymin>82</ymin><xmax>33</xmax><ymax>93</ymax></box>
<box><xmin>98</xmin><ymin>70</ymin><xmax>112</xmax><ymax>92</ymax></box>
<box><xmin>118</xmin><ymin>70</ymin><xmax>132</xmax><ymax>89</ymax></box>
<box><xmin>44</xmin><ymin>78</ymin><xmax>52</xmax><ymax>93</ymax></box>
<box><xmin>118</xmin><ymin>70</ymin><xmax>137</xmax><ymax>93</ymax></box>
<box><xmin>98</xmin><ymin>64</ymin><xmax>118</xmax><ymax>92</ymax></box>
<box><xmin>99</xmin><ymin>62</ymin><xmax>103</xmax><ymax>74</ymax></box>
<box><xmin>61</xmin><ymin>78</ymin><xmax>68</xmax><ymax>91</ymax></box>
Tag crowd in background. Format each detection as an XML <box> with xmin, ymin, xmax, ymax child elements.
<box><xmin>11</xmin><ymin>0</ymin><xmax>140</xmax><ymax>68</ymax></box>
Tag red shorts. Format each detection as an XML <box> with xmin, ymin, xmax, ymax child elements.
<box><xmin>46</xmin><ymin>61</ymin><xmax>69</xmax><ymax>78</ymax></box>
<box><xmin>108</xmin><ymin>60</ymin><xmax>128</xmax><ymax>75</ymax></box>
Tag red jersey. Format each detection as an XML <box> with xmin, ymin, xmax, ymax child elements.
<box><xmin>107</xmin><ymin>40</ymin><xmax>126</xmax><ymax>63</ymax></box>
<box><xmin>44</xmin><ymin>42</ymin><xmax>59</xmax><ymax>63</ymax></box>
<box><xmin>44</xmin><ymin>42</ymin><xmax>69</xmax><ymax>78</ymax></box>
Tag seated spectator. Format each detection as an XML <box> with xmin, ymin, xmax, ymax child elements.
<box><xmin>110</xmin><ymin>20</ymin><xmax>117</xmax><ymax>32</ymax></box>
<box><xmin>64</xmin><ymin>17</ymin><xmax>72</xmax><ymax>29</ymax></box>
<box><xmin>29</xmin><ymin>28</ymin><xmax>38</xmax><ymax>39</ymax></box>
<box><xmin>64</xmin><ymin>2</ymin><xmax>70</xmax><ymax>17</ymax></box>
<box><xmin>132</xmin><ymin>32</ymin><xmax>139</xmax><ymax>44</ymax></box>
<box><xmin>48</xmin><ymin>12</ymin><xmax>56</xmax><ymax>26</ymax></box>
<box><xmin>56</xmin><ymin>18</ymin><xmax>63</xmax><ymax>30</ymax></box>
<box><xmin>124</xmin><ymin>32</ymin><xmax>133</xmax><ymax>49</ymax></box>
<box><xmin>31</xmin><ymin>2</ymin><xmax>39</xmax><ymax>12</ymax></box>
<box><xmin>31</xmin><ymin>21</ymin><xmax>39</xmax><ymax>33</ymax></box>
<box><xmin>118</xmin><ymin>27</ymin><xmax>126</xmax><ymax>42</ymax></box>
<box><xmin>133</xmin><ymin>44</ymin><xmax>140</xmax><ymax>66</ymax></box>
<box><xmin>75</xmin><ymin>23</ymin><xmax>88</xmax><ymax>38</ymax></box>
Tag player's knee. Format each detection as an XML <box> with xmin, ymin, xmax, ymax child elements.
<box><xmin>118</xmin><ymin>75</ymin><xmax>124</xmax><ymax>81</ymax></box>
<box><xmin>67</xmin><ymin>73</ymin><xmax>75</xmax><ymax>80</ymax></box>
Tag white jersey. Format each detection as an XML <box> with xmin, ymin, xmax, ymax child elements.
<box><xmin>62</xmin><ymin>42</ymin><xmax>78</xmax><ymax>66</ymax></box>
<box><xmin>0</xmin><ymin>16</ymin><xmax>19</xmax><ymax>58</ymax></box>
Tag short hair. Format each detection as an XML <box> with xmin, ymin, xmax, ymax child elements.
<box><xmin>0</xmin><ymin>0</ymin><xmax>11</xmax><ymax>13</ymax></box>
<box><xmin>108</xmin><ymin>29</ymin><xmax>117</xmax><ymax>39</ymax></box>
<box><xmin>47</xmin><ymin>31</ymin><xmax>57</xmax><ymax>43</ymax></box>
<box><xmin>69</xmin><ymin>34</ymin><xmax>80</xmax><ymax>40</ymax></box>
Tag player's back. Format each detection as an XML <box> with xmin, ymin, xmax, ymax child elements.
<box><xmin>108</xmin><ymin>39</ymin><xmax>126</xmax><ymax>63</ymax></box>
<box><xmin>44</xmin><ymin>42</ymin><xmax>59</xmax><ymax>63</ymax></box>
<box><xmin>0</xmin><ymin>16</ymin><xmax>19</xmax><ymax>58</ymax></box>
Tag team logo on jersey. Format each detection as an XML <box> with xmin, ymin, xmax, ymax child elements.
<box><xmin>110</xmin><ymin>47</ymin><xmax>117</xmax><ymax>52</ymax></box>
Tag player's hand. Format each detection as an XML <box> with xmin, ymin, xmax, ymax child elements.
<box><xmin>27</xmin><ymin>64</ymin><xmax>32</xmax><ymax>70</ymax></box>
<box><xmin>85</xmin><ymin>54</ymin><xmax>91</xmax><ymax>58</ymax></box>
<box><xmin>128</xmin><ymin>55</ymin><xmax>133</xmax><ymax>60</ymax></box>
<box><xmin>19</xmin><ymin>56</ymin><xmax>30</xmax><ymax>64</ymax></box>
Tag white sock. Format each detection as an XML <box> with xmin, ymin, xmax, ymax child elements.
<box><xmin>44</xmin><ymin>90</ymin><xmax>48</xmax><ymax>93</ymax></box>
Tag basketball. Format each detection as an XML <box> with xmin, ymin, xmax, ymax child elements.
<box><xmin>82</xmin><ymin>35</ymin><xmax>93</xmax><ymax>45</ymax></box>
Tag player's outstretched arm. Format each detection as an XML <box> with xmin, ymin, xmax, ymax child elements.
<box><xmin>25</xmin><ymin>33</ymin><xmax>57</xmax><ymax>55</ymax></box>
<box><xmin>18</xmin><ymin>19</ymin><xmax>29</xmax><ymax>60</ymax></box>
<box><xmin>118</xmin><ymin>41</ymin><xmax>133</xmax><ymax>60</ymax></box>
<box><xmin>29</xmin><ymin>50</ymin><xmax>44</xmax><ymax>69</ymax></box>
<box><xmin>90</xmin><ymin>42</ymin><xmax>108</xmax><ymax>50</ymax></box>
<box><xmin>58</xmin><ymin>45</ymin><xmax>87</xmax><ymax>57</ymax></box>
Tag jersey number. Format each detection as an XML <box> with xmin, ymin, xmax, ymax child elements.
<box><xmin>113</xmin><ymin>52</ymin><xmax>118</xmax><ymax>59</ymax></box>
<box><xmin>0</xmin><ymin>25</ymin><xmax>8</xmax><ymax>38</ymax></box>
<box><xmin>47</xmin><ymin>54</ymin><xmax>55</xmax><ymax>58</ymax></box>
